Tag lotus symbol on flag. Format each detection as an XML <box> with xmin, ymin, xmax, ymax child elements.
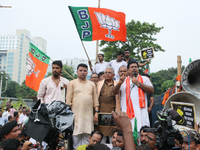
<box><xmin>26</xmin><ymin>55</ymin><xmax>40</xmax><ymax>77</ymax></box>
<box><xmin>94</xmin><ymin>12</ymin><xmax>120</xmax><ymax>39</ymax></box>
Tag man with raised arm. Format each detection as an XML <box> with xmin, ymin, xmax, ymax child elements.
<box><xmin>112</xmin><ymin>60</ymin><xmax>154</xmax><ymax>135</ymax></box>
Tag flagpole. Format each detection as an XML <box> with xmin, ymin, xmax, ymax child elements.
<box><xmin>80</xmin><ymin>41</ymin><xmax>91</xmax><ymax>61</ymax></box>
<box><xmin>50</xmin><ymin>59</ymin><xmax>75</xmax><ymax>80</ymax></box>
<box><xmin>95</xmin><ymin>0</ymin><xmax>100</xmax><ymax>62</ymax></box>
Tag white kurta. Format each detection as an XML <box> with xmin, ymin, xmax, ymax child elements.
<box><xmin>92</xmin><ymin>61</ymin><xmax>109</xmax><ymax>74</ymax></box>
<box><xmin>120</xmin><ymin>76</ymin><xmax>153</xmax><ymax>132</ymax></box>
<box><xmin>37</xmin><ymin>76</ymin><xmax>69</xmax><ymax>104</ymax></box>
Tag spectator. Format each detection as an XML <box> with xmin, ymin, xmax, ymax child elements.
<box><xmin>147</xmin><ymin>131</ymin><xmax>157</xmax><ymax>150</ymax></box>
<box><xmin>18</xmin><ymin>108</ymin><xmax>22</xmax><ymax>116</ymax></box>
<box><xmin>76</xmin><ymin>131</ymin><xmax>103</xmax><ymax>150</ymax></box>
<box><xmin>18</xmin><ymin>107</ymin><xmax>27</xmax><ymax>126</ymax></box>
<box><xmin>89</xmin><ymin>53</ymin><xmax>109</xmax><ymax>74</ymax></box>
<box><xmin>1</xmin><ymin>139</ymin><xmax>21</xmax><ymax>150</ymax></box>
<box><xmin>8</xmin><ymin>115</ymin><xmax>14</xmax><ymax>122</ymax></box>
<box><xmin>109</xmin><ymin>51</ymin><xmax>127</xmax><ymax>81</ymax></box>
<box><xmin>86</xmin><ymin>143</ymin><xmax>110</xmax><ymax>150</ymax></box>
<box><xmin>5</xmin><ymin>99</ymin><xmax>12</xmax><ymax>108</ymax></box>
<box><xmin>116</xmin><ymin>131</ymin><xmax>125</xmax><ymax>150</ymax></box>
<box><xmin>136</xmin><ymin>144</ymin><xmax>151</xmax><ymax>150</ymax></box>
<box><xmin>90</xmin><ymin>73</ymin><xmax>99</xmax><ymax>85</ymax></box>
<box><xmin>0</xmin><ymin>120</ymin><xmax>21</xmax><ymax>140</ymax></box>
<box><xmin>19</xmin><ymin>104</ymin><xmax>23</xmax><ymax>110</ymax></box>
<box><xmin>118</xmin><ymin>65</ymin><xmax>128</xmax><ymax>78</ymax></box>
<box><xmin>14</xmin><ymin>111</ymin><xmax>19</xmax><ymax>121</ymax></box>
<box><xmin>181</xmin><ymin>130</ymin><xmax>200</xmax><ymax>150</ymax></box>
<box><xmin>112</xmin><ymin>111</ymin><xmax>135</xmax><ymax>150</ymax></box>
<box><xmin>56</xmin><ymin>140</ymin><xmax>65</xmax><ymax>150</ymax></box>
<box><xmin>10</xmin><ymin>105</ymin><xmax>16</xmax><ymax>117</ymax></box>
<box><xmin>105</xmin><ymin>130</ymin><xmax>119</xmax><ymax>149</ymax></box>
<box><xmin>0</xmin><ymin>109</ymin><xmax>8</xmax><ymax>126</ymax></box>
<box><xmin>140</xmin><ymin>125</ymin><xmax>150</xmax><ymax>145</ymax></box>
<box><xmin>3</xmin><ymin>107</ymin><xmax>11</xmax><ymax>119</ymax></box>
<box><xmin>98</xmin><ymin>71</ymin><xmax>105</xmax><ymax>81</ymax></box>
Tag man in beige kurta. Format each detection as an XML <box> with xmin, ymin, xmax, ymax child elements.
<box><xmin>66</xmin><ymin>63</ymin><xmax>99</xmax><ymax>150</ymax></box>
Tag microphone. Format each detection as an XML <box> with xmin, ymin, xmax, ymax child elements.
<box><xmin>167</xmin><ymin>108</ymin><xmax>182</xmax><ymax>122</ymax></box>
<box><xmin>133</xmin><ymin>72</ymin><xmax>137</xmax><ymax>77</ymax></box>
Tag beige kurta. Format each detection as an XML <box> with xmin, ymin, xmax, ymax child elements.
<box><xmin>66</xmin><ymin>79</ymin><xmax>99</xmax><ymax>135</ymax></box>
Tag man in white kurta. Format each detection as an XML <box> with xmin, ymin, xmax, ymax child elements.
<box><xmin>112</xmin><ymin>60</ymin><xmax>154</xmax><ymax>133</ymax></box>
<box><xmin>37</xmin><ymin>61</ymin><xmax>69</xmax><ymax>104</ymax></box>
<box><xmin>66</xmin><ymin>63</ymin><xmax>99</xmax><ymax>150</ymax></box>
<box><xmin>109</xmin><ymin>51</ymin><xmax>127</xmax><ymax>81</ymax></box>
<box><xmin>91</xmin><ymin>54</ymin><xmax>109</xmax><ymax>74</ymax></box>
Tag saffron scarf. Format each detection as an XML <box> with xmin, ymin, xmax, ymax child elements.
<box><xmin>126</xmin><ymin>75</ymin><xmax>145</xmax><ymax>119</ymax></box>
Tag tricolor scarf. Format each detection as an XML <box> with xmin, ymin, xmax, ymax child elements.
<box><xmin>126</xmin><ymin>75</ymin><xmax>145</xmax><ymax>119</ymax></box>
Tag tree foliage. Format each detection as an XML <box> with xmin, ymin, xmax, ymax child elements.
<box><xmin>15</xmin><ymin>81</ymin><xmax>37</xmax><ymax>99</ymax></box>
<box><xmin>150</xmin><ymin>66</ymin><xmax>185</xmax><ymax>97</ymax></box>
<box><xmin>100</xmin><ymin>20</ymin><xmax>164</xmax><ymax>63</ymax></box>
<box><xmin>161</xmin><ymin>80</ymin><xmax>175</xmax><ymax>93</ymax></box>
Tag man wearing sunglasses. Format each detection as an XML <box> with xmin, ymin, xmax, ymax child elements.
<box><xmin>77</xmin><ymin>131</ymin><xmax>103</xmax><ymax>150</ymax></box>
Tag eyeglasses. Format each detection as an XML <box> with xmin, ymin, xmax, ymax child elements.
<box><xmin>91</xmin><ymin>77</ymin><xmax>98</xmax><ymax>79</ymax></box>
<box><xmin>104</xmin><ymin>71</ymin><xmax>112</xmax><ymax>74</ymax></box>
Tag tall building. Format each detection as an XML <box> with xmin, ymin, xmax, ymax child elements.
<box><xmin>0</xmin><ymin>29</ymin><xmax>47</xmax><ymax>84</ymax></box>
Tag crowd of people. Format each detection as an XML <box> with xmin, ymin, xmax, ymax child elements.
<box><xmin>0</xmin><ymin>49</ymin><xmax>199</xmax><ymax>150</ymax></box>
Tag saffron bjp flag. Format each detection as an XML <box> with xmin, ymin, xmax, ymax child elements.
<box><xmin>25</xmin><ymin>43</ymin><xmax>50</xmax><ymax>91</ymax></box>
<box><xmin>69</xmin><ymin>6</ymin><xmax>126</xmax><ymax>42</ymax></box>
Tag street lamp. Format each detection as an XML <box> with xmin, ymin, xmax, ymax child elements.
<box><xmin>0</xmin><ymin>71</ymin><xmax>9</xmax><ymax>98</ymax></box>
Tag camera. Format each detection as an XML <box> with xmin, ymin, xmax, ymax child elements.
<box><xmin>144</xmin><ymin>108</ymin><xmax>183</xmax><ymax>150</ymax></box>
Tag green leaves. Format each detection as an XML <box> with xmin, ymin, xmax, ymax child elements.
<box><xmin>100</xmin><ymin>20</ymin><xmax>164</xmax><ymax>72</ymax></box>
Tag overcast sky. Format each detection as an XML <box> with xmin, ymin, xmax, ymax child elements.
<box><xmin>1</xmin><ymin>0</ymin><xmax>199</xmax><ymax>73</ymax></box>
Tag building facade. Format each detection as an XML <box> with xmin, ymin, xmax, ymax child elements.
<box><xmin>0</xmin><ymin>29</ymin><xmax>46</xmax><ymax>84</ymax></box>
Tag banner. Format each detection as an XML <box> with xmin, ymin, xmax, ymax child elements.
<box><xmin>69</xmin><ymin>6</ymin><xmax>126</xmax><ymax>42</ymax></box>
<box><xmin>140</xmin><ymin>47</ymin><xmax>154</xmax><ymax>60</ymax></box>
<box><xmin>25</xmin><ymin>43</ymin><xmax>50</xmax><ymax>91</ymax></box>
<box><xmin>171</xmin><ymin>101</ymin><xmax>196</xmax><ymax>129</ymax></box>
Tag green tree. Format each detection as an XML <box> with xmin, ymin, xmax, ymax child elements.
<box><xmin>3</xmin><ymin>81</ymin><xmax>19</xmax><ymax>97</ymax></box>
<box><xmin>161</xmin><ymin>80</ymin><xmax>175</xmax><ymax>92</ymax></box>
<box><xmin>47</xmin><ymin>64</ymin><xmax>77</xmax><ymax>81</ymax></box>
<box><xmin>100</xmin><ymin>20</ymin><xmax>164</xmax><ymax>63</ymax></box>
<box><xmin>15</xmin><ymin>81</ymin><xmax>37</xmax><ymax>99</ymax></box>
<box><xmin>151</xmin><ymin>66</ymin><xmax>185</xmax><ymax>97</ymax></box>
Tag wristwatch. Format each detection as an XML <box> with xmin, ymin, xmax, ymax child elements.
<box><xmin>95</xmin><ymin>111</ymin><xmax>99</xmax><ymax>113</ymax></box>
<box><xmin>137</xmin><ymin>82</ymin><xmax>140</xmax><ymax>87</ymax></box>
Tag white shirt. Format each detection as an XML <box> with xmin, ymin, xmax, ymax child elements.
<box><xmin>37</xmin><ymin>76</ymin><xmax>69</xmax><ymax>104</ymax></box>
<box><xmin>120</xmin><ymin>76</ymin><xmax>153</xmax><ymax>132</ymax></box>
<box><xmin>18</xmin><ymin>113</ymin><xmax>26</xmax><ymax>124</ymax></box>
<box><xmin>2</xmin><ymin>111</ymin><xmax>10</xmax><ymax>119</ymax></box>
<box><xmin>92</xmin><ymin>61</ymin><xmax>109</xmax><ymax>74</ymax></box>
<box><xmin>109</xmin><ymin>60</ymin><xmax>127</xmax><ymax>81</ymax></box>
<box><xmin>21</xmin><ymin>115</ymin><xmax>28</xmax><ymax>127</ymax></box>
